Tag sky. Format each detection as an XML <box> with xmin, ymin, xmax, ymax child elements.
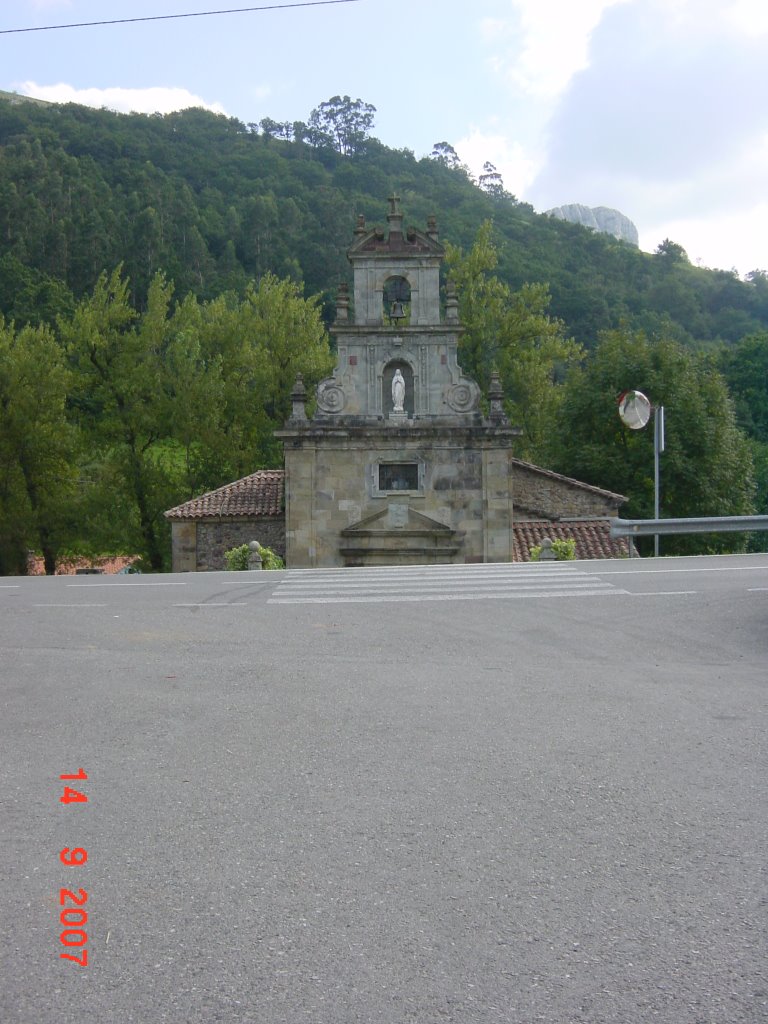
<box><xmin>2</xmin><ymin>0</ymin><xmax>767</xmax><ymax>276</ymax></box>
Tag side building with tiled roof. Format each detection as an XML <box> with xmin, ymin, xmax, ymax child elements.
<box><xmin>164</xmin><ymin>465</ymin><xmax>628</xmax><ymax>570</ymax></box>
<box><xmin>164</xmin><ymin>470</ymin><xmax>284</xmax><ymax>573</ymax></box>
<box><xmin>509</xmin><ymin>458</ymin><xmax>629</xmax><ymax>560</ymax></box>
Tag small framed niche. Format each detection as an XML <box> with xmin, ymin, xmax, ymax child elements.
<box><xmin>383</xmin><ymin>360</ymin><xmax>414</xmax><ymax>418</ymax></box>
<box><xmin>371</xmin><ymin>459</ymin><xmax>425</xmax><ymax>496</ymax></box>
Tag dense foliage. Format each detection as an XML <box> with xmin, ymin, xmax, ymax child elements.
<box><xmin>1</xmin><ymin>98</ymin><xmax>767</xmax><ymax>346</ymax></box>
<box><xmin>719</xmin><ymin>329</ymin><xmax>768</xmax><ymax>542</ymax></box>
<box><xmin>547</xmin><ymin>329</ymin><xmax>756</xmax><ymax>554</ymax></box>
<box><xmin>0</xmin><ymin>271</ymin><xmax>332</xmax><ymax>574</ymax></box>
<box><xmin>1</xmin><ymin>95</ymin><xmax>766</xmax><ymax>570</ymax></box>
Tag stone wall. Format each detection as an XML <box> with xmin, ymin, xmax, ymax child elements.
<box><xmin>282</xmin><ymin>425</ymin><xmax>515</xmax><ymax>568</ymax></box>
<box><xmin>170</xmin><ymin>517</ymin><xmax>286</xmax><ymax>572</ymax></box>
<box><xmin>512</xmin><ymin>461</ymin><xmax>623</xmax><ymax>519</ymax></box>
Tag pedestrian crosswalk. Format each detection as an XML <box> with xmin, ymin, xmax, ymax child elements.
<box><xmin>268</xmin><ymin>562</ymin><xmax>626</xmax><ymax>605</ymax></box>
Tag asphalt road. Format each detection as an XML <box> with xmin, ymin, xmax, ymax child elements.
<box><xmin>2</xmin><ymin>554</ymin><xmax>767</xmax><ymax>1024</ymax></box>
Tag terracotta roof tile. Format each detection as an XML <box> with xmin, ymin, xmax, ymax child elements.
<box><xmin>26</xmin><ymin>554</ymin><xmax>139</xmax><ymax>576</ymax></box>
<box><xmin>512</xmin><ymin>520</ymin><xmax>629</xmax><ymax>561</ymax></box>
<box><xmin>164</xmin><ymin>470</ymin><xmax>284</xmax><ymax>520</ymax></box>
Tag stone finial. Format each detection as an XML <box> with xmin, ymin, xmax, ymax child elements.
<box><xmin>335</xmin><ymin>281</ymin><xmax>350</xmax><ymax>322</ymax></box>
<box><xmin>537</xmin><ymin>537</ymin><xmax>556</xmax><ymax>560</ymax></box>
<box><xmin>427</xmin><ymin>214</ymin><xmax>438</xmax><ymax>240</ymax></box>
<box><xmin>248</xmin><ymin>541</ymin><xmax>263</xmax><ymax>569</ymax></box>
<box><xmin>488</xmin><ymin>370</ymin><xmax>509</xmax><ymax>425</ymax></box>
<box><xmin>354</xmin><ymin>214</ymin><xmax>366</xmax><ymax>235</ymax></box>
<box><xmin>445</xmin><ymin>281</ymin><xmax>459</xmax><ymax>324</ymax></box>
<box><xmin>290</xmin><ymin>372</ymin><xmax>308</xmax><ymax>422</ymax></box>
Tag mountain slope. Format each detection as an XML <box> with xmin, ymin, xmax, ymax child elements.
<box><xmin>0</xmin><ymin>98</ymin><xmax>766</xmax><ymax>347</ymax></box>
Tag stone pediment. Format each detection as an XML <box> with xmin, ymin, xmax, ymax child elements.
<box><xmin>348</xmin><ymin>225</ymin><xmax>444</xmax><ymax>258</ymax></box>
<box><xmin>347</xmin><ymin>195</ymin><xmax>444</xmax><ymax>260</ymax></box>
<box><xmin>340</xmin><ymin>504</ymin><xmax>458</xmax><ymax>566</ymax></box>
<box><xmin>341</xmin><ymin>504</ymin><xmax>453</xmax><ymax>536</ymax></box>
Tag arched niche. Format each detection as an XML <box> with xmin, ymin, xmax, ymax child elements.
<box><xmin>383</xmin><ymin>275</ymin><xmax>411</xmax><ymax>326</ymax></box>
<box><xmin>382</xmin><ymin>359</ymin><xmax>414</xmax><ymax>418</ymax></box>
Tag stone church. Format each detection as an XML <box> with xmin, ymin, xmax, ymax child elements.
<box><xmin>166</xmin><ymin>198</ymin><xmax>627</xmax><ymax>569</ymax></box>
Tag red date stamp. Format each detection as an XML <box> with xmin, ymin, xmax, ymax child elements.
<box><xmin>58</xmin><ymin>769</ymin><xmax>89</xmax><ymax>966</ymax></box>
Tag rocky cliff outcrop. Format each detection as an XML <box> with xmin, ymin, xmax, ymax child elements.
<box><xmin>545</xmin><ymin>204</ymin><xmax>639</xmax><ymax>246</ymax></box>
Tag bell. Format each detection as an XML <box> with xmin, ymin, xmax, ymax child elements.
<box><xmin>390</xmin><ymin>301</ymin><xmax>405</xmax><ymax>322</ymax></box>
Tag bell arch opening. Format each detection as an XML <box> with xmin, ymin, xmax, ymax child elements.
<box><xmin>383</xmin><ymin>276</ymin><xmax>411</xmax><ymax>326</ymax></box>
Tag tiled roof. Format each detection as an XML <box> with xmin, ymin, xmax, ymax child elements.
<box><xmin>512</xmin><ymin>520</ymin><xmax>629</xmax><ymax>561</ymax></box>
<box><xmin>164</xmin><ymin>470</ymin><xmax>284</xmax><ymax>520</ymax></box>
<box><xmin>26</xmin><ymin>554</ymin><xmax>139</xmax><ymax>576</ymax></box>
<box><xmin>511</xmin><ymin>458</ymin><xmax>627</xmax><ymax>503</ymax></box>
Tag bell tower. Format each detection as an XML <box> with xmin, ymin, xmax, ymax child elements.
<box><xmin>314</xmin><ymin>194</ymin><xmax>482</xmax><ymax>424</ymax></box>
<box><xmin>277</xmin><ymin>198</ymin><xmax>519</xmax><ymax>567</ymax></box>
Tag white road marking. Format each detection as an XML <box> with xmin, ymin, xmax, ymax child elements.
<box><xmin>268</xmin><ymin>563</ymin><xmax>625</xmax><ymax>605</ymax></box>
<box><xmin>173</xmin><ymin>602</ymin><xmax>247</xmax><ymax>607</ymax></box>
<box><xmin>628</xmin><ymin>591</ymin><xmax>697</xmax><ymax>596</ymax></box>
<box><xmin>279</xmin><ymin>578</ymin><xmax>604</xmax><ymax>594</ymax></box>
<box><xmin>34</xmin><ymin>603</ymin><xmax>108</xmax><ymax>608</ymax></box>
<box><xmin>596</xmin><ymin>565</ymin><xmax>768</xmax><ymax>575</ymax></box>
<box><xmin>270</xmin><ymin>588</ymin><xmax>625</xmax><ymax>605</ymax></box>
<box><xmin>276</xmin><ymin>573</ymin><xmax>584</xmax><ymax>589</ymax></box>
<box><xmin>67</xmin><ymin>581</ymin><xmax>189</xmax><ymax>587</ymax></box>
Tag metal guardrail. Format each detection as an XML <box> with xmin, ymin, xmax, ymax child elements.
<box><xmin>610</xmin><ymin>515</ymin><xmax>768</xmax><ymax>538</ymax></box>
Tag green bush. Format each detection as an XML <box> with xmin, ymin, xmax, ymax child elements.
<box><xmin>224</xmin><ymin>542</ymin><xmax>285</xmax><ymax>570</ymax></box>
<box><xmin>224</xmin><ymin>544</ymin><xmax>250</xmax><ymax>570</ymax></box>
<box><xmin>529</xmin><ymin>538</ymin><xmax>577</xmax><ymax>561</ymax></box>
<box><xmin>259</xmin><ymin>545</ymin><xmax>285</xmax><ymax>570</ymax></box>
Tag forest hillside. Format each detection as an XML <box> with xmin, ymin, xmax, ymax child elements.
<box><xmin>1</xmin><ymin>95</ymin><xmax>766</xmax><ymax>571</ymax></box>
<box><xmin>1</xmin><ymin>96</ymin><xmax>767</xmax><ymax>346</ymax></box>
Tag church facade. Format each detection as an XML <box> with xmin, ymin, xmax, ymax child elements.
<box><xmin>167</xmin><ymin>199</ymin><xmax>627</xmax><ymax>570</ymax></box>
<box><xmin>276</xmin><ymin>198</ymin><xmax>520</xmax><ymax>568</ymax></box>
<box><xmin>275</xmin><ymin>197</ymin><xmax>620</xmax><ymax>569</ymax></box>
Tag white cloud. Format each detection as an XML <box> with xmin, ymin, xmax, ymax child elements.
<box><xmin>523</xmin><ymin>0</ymin><xmax>768</xmax><ymax>276</ymax></box>
<box><xmin>249</xmin><ymin>85</ymin><xmax>272</xmax><ymax>103</ymax></box>
<box><xmin>723</xmin><ymin>0</ymin><xmax>768</xmax><ymax>35</ymax></box>
<box><xmin>640</xmin><ymin>203</ymin><xmax>768</xmax><ymax>276</ymax></box>
<box><xmin>468</xmin><ymin>1</ymin><xmax>635</xmax><ymax>228</ymax></box>
<box><xmin>483</xmin><ymin>0</ymin><xmax>631</xmax><ymax>99</ymax></box>
<box><xmin>14</xmin><ymin>81</ymin><xmax>228</xmax><ymax>116</ymax></box>
<box><xmin>455</xmin><ymin>129</ymin><xmax>542</xmax><ymax>199</ymax></box>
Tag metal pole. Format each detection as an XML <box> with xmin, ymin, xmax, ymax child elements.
<box><xmin>653</xmin><ymin>406</ymin><xmax>664</xmax><ymax>557</ymax></box>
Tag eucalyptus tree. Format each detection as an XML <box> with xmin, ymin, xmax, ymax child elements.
<box><xmin>445</xmin><ymin>221</ymin><xmax>582</xmax><ymax>461</ymax></box>
<box><xmin>307</xmin><ymin>96</ymin><xmax>376</xmax><ymax>155</ymax></box>
<box><xmin>549</xmin><ymin>328</ymin><xmax>754</xmax><ymax>553</ymax></box>
<box><xmin>0</xmin><ymin>318</ymin><xmax>78</xmax><ymax>573</ymax></box>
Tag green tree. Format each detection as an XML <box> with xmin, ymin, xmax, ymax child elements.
<box><xmin>307</xmin><ymin>96</ymin><xmax>376</xmax><ymax>156</ymax></box>
<box><xmin>0</xmin><ymin>318</ymin><xmax>78</xmax><ymax>573</ymax></box>
<box><xmin>655</xmin><ymin>238</ymin><xmax>689</xmax><ymax>264</ymax></box>
<box><xmin>0</xmin><ymin>254</ymin><xmax>75</xmax><ymax>326</ymax></box>
<box><xmin>720</xmin><ymin>331</ymin><xmax>768</xmax><ymax>443</ymax></box>
<box><xmin>549</xmin><ymin>328</ymin><xmax>754</xmax><ymax>553</ymax></box>
<box><xmin>478</xmin><ymin>162</ymin><xmax>512</xmax><ymax>200</ymax></box>
<box><xmin>58</xmin><ymin>268</ymin><xmax>333</xmax><ymax>569</ymax></box>
<box><xmin>60</xmin><ymin>269</ymin><xmax>181</xmax><ymax>570</ymax></box>
<box><xmin>430</xmin><ymin>142</ymin><xmax>463</xmax><ymax>170</ymax></box>
<box><xmin>194</xmin><ymin>273</ymin><xmax>334</xmax><ymax>476</ymax></box>
<box><xmin>445</xmin><ymin>221</ymin><xmax>582</xmax><ymax>460</ymax></box>
<box><xmin>720</xmin><ymin>331</ymin><xmax>768</xmax><ymax>547</ymax></box>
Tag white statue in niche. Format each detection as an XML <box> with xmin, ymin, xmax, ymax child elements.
<box><xmin>392</xmin><ymin>368</ymin><xmax>405</xmax><ymax>412</ymax></box>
